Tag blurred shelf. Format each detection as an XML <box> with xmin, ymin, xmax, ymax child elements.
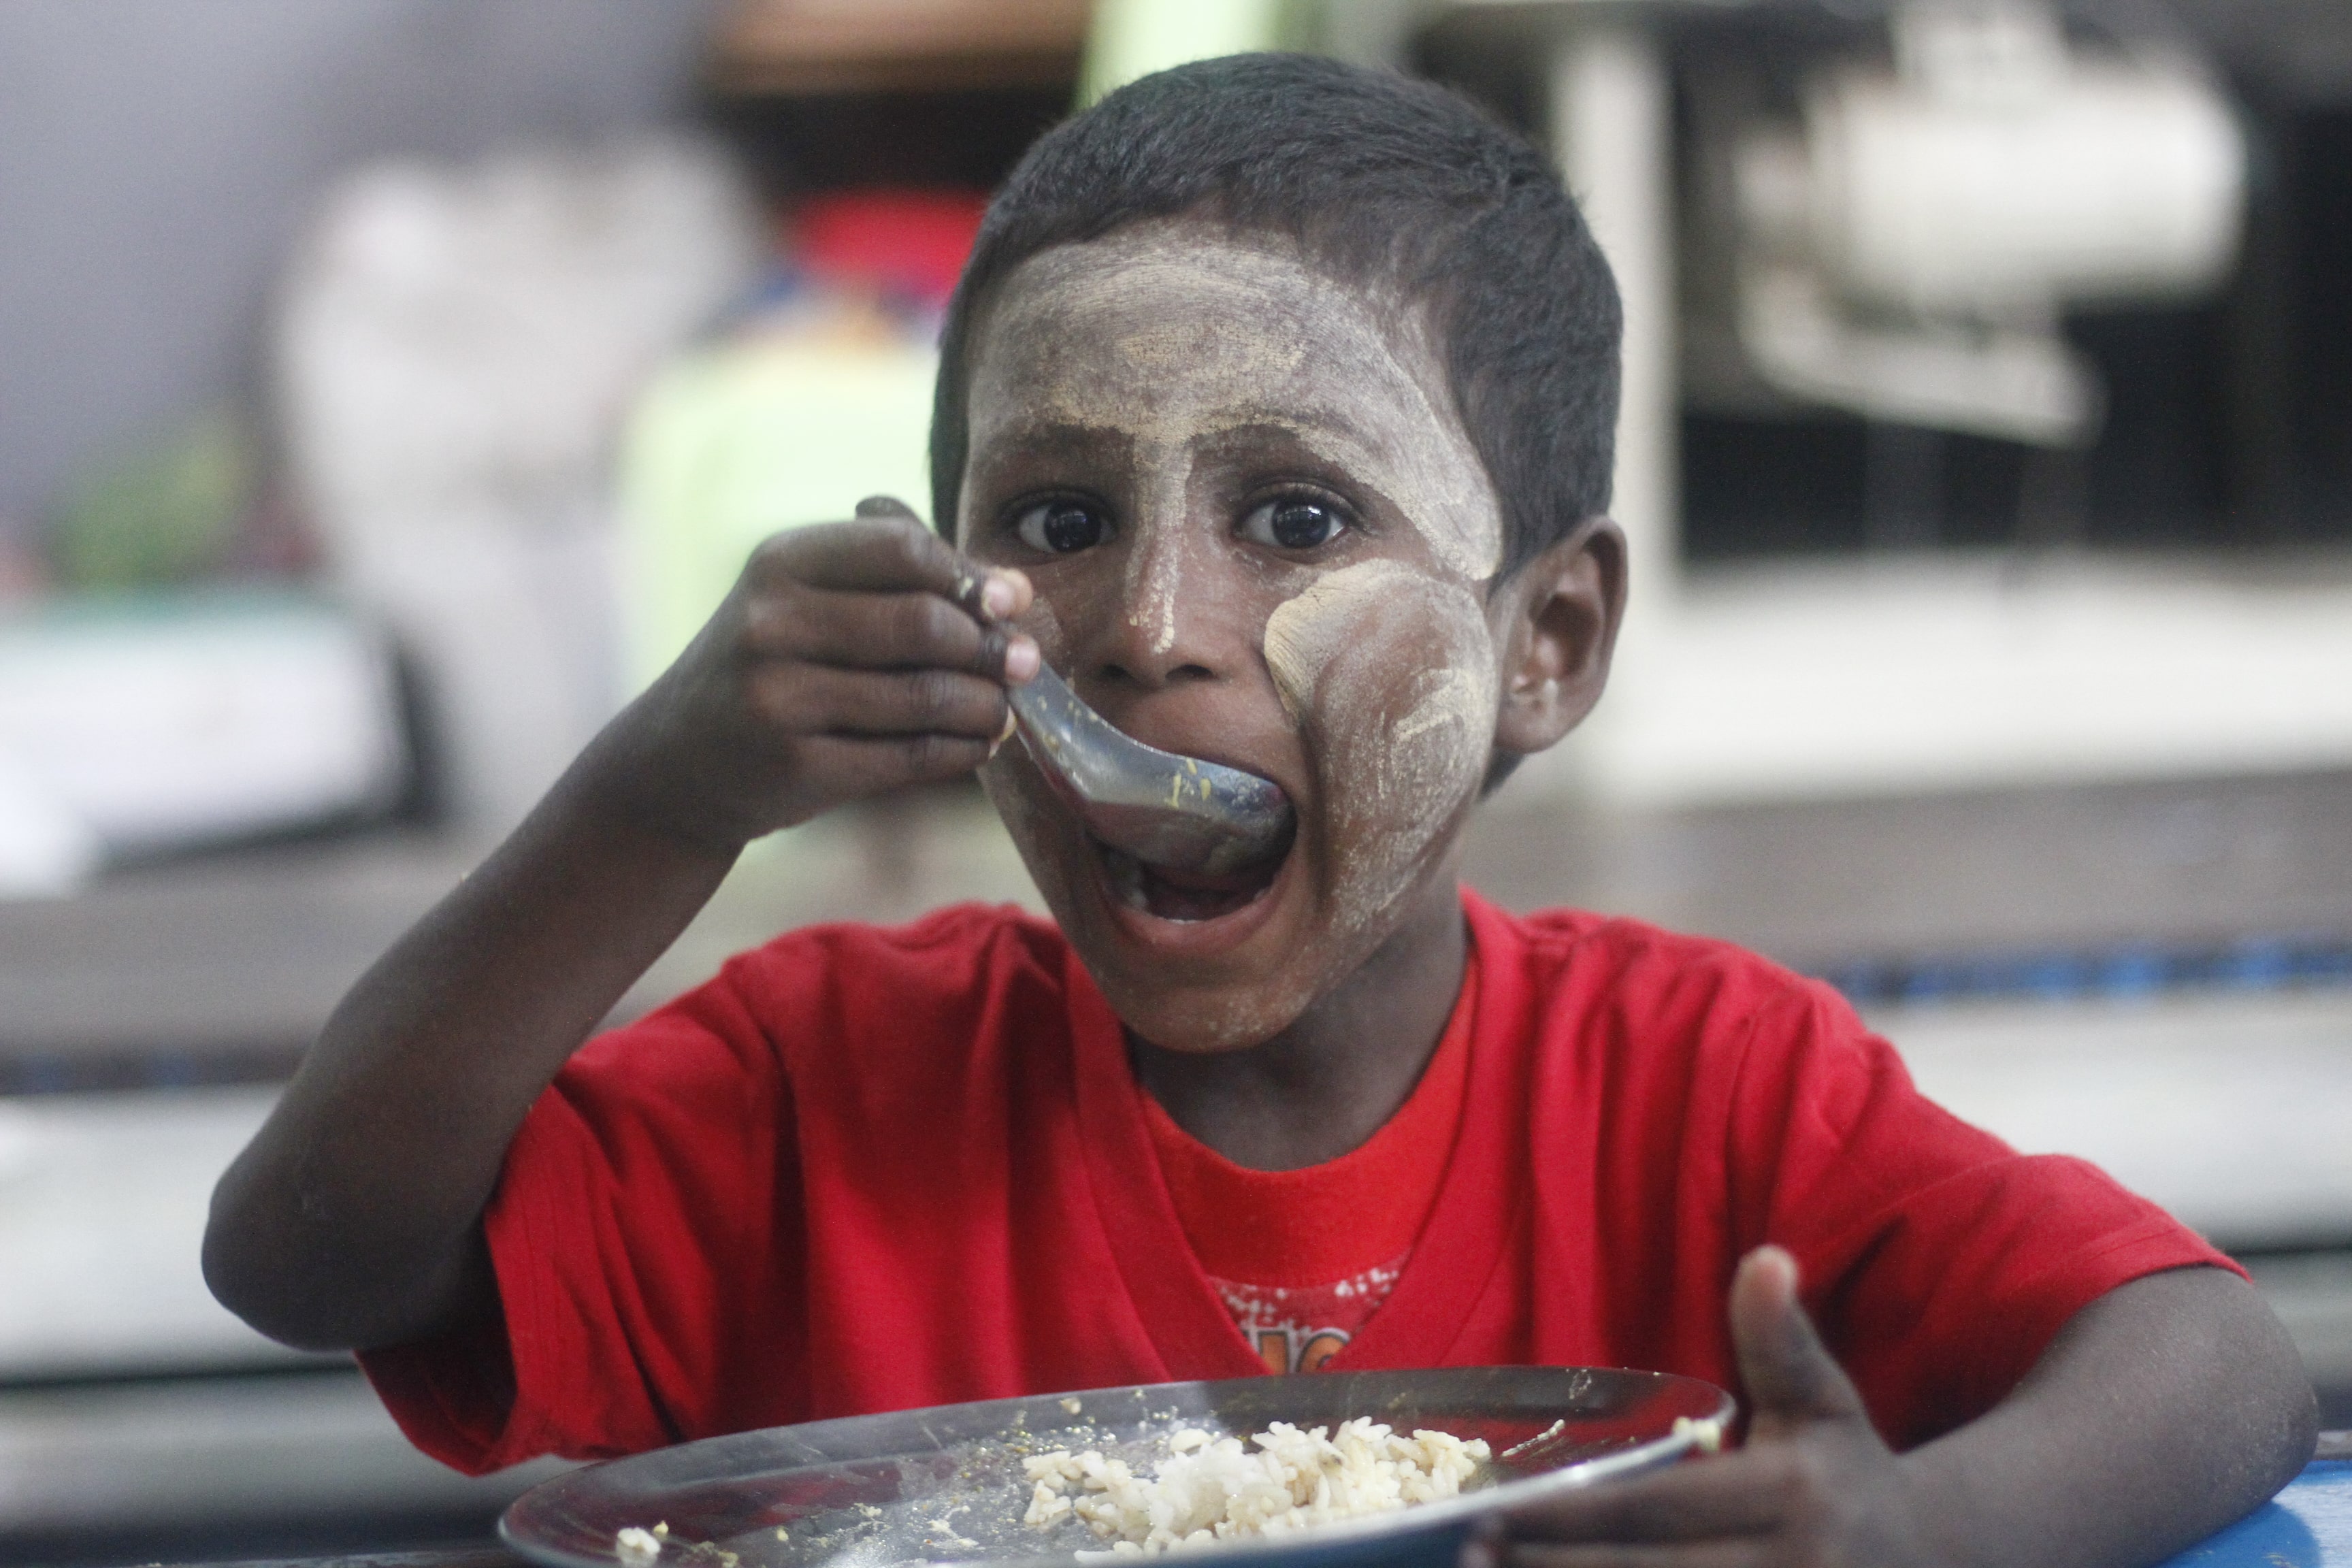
<box><xmin>0</xmin><ymin>787</ymin><xmax>1039</xmax><ymax>1092</ymax></box>
<box><xmin>5</xmin><ymin>764</ymin><xmax>2349</xmax><ymax>1090</ymax></box>
<box><xmin>0</xmin><ymin>1085</ymin><xmax>305</xmax><ymax>1379</ymax></box>
<box><xmin>5</xmin><ymin>768</ymin><xmax>2349</xmax><ymax>1088</ymax></box>
<box><xmin>709</xmin><ymin>0</ymin><xmax>1090</xmax><ymax>95</ymax></box>
<box><xmin>1882</xmin><ymin>989</ymin><xmax>2352</xmax><ymax>1253</ymax></box>
<box><xmin>0</xmin><ymin>1364</ymin><xmax>567</xmax><ymax>1556</ymax></box>
<box><xmin>1465</xmin><ymin>766</ymin><xmax>2352</xmax><ymax>970</ymax></box>
<box><xmin>0</xmin><ymin>831</ymin><xmax>474</xmax><ymax>1086</ymax></box>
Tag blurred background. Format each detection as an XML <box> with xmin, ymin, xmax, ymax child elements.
<box><xmin>1</xmin><ymin>0</ymin><xmax>2347</xmax><ymax>1561</ymax></box>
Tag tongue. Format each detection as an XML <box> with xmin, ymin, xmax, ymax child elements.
<box><xmin>1139</xmin><ymin>861</ymin><xmax>1262</xmax><ymax>922</ymax></box>
<box><xmin>1103</xmin><ymin>842</ymin><xmax>1281</xmax><ymax>923</ymax></box>
<box><xmin>1144</xmin><ymin>860</ymin><xmax>1267</xmax><ymax>896</ymax></box>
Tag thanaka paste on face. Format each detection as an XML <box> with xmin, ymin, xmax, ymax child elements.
<box><xmin>960</xmin><ymin>226</ymin><xmax>1504</xmax><ymax>585</ymax></box>
<box><xmin>960</xmin><ymin>223</ymin><xmax>1512</xmax><ymax>1051</ymax></box>
<box><xmin>1263</xmin><ymin>559</ymin><xmax>1500</xmax><ymax>941</ymax></box>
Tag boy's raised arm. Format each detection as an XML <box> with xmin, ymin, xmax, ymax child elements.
<box><xmin>1482</xmin><ymin>1247</ymin><xmax>2317</xmax><ymax>1568</ymax></box>
<box><xmin>204</xmin><ymin>505</ymin><xmax>1034</xmax><ymax>1353</ymax></box>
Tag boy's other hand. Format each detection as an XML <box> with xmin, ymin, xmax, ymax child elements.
<box><xmin>597</xmin><ymin>496</ymin><xmax>1038</xmax><ymax>849</ymax></box>
<box><xmin>1470</xmin><ymin>1246</ymin><xmax>1933</xmax><ymax>1568</ymax></box>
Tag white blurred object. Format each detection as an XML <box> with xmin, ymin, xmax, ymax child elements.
<box><xmin>619</xmin><ymin>317</ymin><xmax>938</xmax><ymax>692</ymax></box>
<box><xmin>278</xmin><ymin>136</ymin><xmax>761</xmax><ymax>835</ymax></box>
<box><xmin>1733</xmin><ymin>0</ymin><xmax>2245</xmax><ymax>445</ymax></box>
<box><xmin>0</xmin><ymin>1083</ymin><xmax>575</xmax><ymax>1533</ymax></box>
<box><xmin>0</xmin><ymin>598</ymin><xmax>402</xmax><ymax>896</ymax></box>
<box><xmin>0</xmin><ymin>1087</ymin><xmax>297</xmax><ymax>1378</ymax></box>
<box><xmin>0</xmin><ymin>755</ymin><xmax>99</xmax><ymax>898</ymax></box>
<box><xmin>1820</xmin><ymin>5</ymin><xmax>2243</xmax><ymax>315</ymax></box>
<box><xmin>1883</xmin><ymin>989</ymin><xmax>2352</xmax><ymax>1252</ymax></box>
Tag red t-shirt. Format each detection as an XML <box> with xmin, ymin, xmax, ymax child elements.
<box><xmin>1143</xmin><ymin>953</ymin><xmax>1477</xmax><ymax>1374</ymax></box>
<box><xmin>360</xmin><ymin>892</ymin><xmax>2232</xmax><ymax>1476</ymax></box>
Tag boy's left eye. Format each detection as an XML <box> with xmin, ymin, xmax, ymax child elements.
<box><xmin>1240</xmin><ymin>497</ymin><xmax>1348</xmax><ymax>551</ymax></box>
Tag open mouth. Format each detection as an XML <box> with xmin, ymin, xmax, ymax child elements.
<box><xmin>1095</xmin><ymin>837</ymin><xmax>1290</xmax><ymax>924</ymax></box>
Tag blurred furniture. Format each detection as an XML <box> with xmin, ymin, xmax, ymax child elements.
<box><xmin>0</xmin><ymin>1367</ymin><xmax>571</xmax><ymax>1567</ymax></box>
<box><xmin>1417</xmin><ymin>1</ymin><xmax>2352</xmax><ymax>813</ymax></box>
<box><xmin>279</xmin><ymin>138</ymin><xmax>760</xmax><ymax>840</ymax></box>
<box><xmin>710</xmin><ymin>0</ymin><xmax>1090</xmax><ymax>93</ymax></box>
<box><xmin>0</xmin><ymin>594</ymin><xmax>407</xmax><ymax>897</ymax></box>
<box><xmin>625</xmin><ymin>0</ymin><xmax>1094</xmax><ymax>687</ymax></box>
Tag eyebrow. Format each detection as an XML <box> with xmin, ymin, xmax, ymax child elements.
<box><xmin>973</xmin><ymin>419</ymin><xmax>1133</xmax><ymax>453</ymax></box>
<box><xmin>1197</xmin><ymin>416</ymin><xmax>1414</xmax><ymax>490</ymax></box>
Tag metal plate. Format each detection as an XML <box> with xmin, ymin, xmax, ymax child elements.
<box><xmin>501</xmin><ymin>1367</ymin><xmax>1734</xmax><ymax>1568</ymax></box>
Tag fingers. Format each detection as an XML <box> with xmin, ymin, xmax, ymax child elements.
<box><xmin>1730</xmin><ymin>1246</ymin><xmax>1868</xmax><ymax>1430</ymax></box>
<box><xmin>742</xmin><ymin>507</ymin><xmax>1038</xmax><ymax>697</ymax></box>
<box><xmin>662</xmin><ymin>503</ymin><xmax>1042</xmax><ymax>826</ymax></box>
<box><xmin>1467</xmin><ymin>1258</ymin><xmax>1896</xmax><ymax>1568</ymax></box>
<box><xmin>747</xmin><ymin>587</ymin><xmax>1039</xmax><ymax>683</ymax></box>
<box><xmin>749</xmin><ymin>662</ymin><xmax>1011</xmax><ymax>741</ymax></box>
<box><xmin>792</xmin><ymin>732</ymin><xmax>1000</xmax><ymax>795</ymax></box>
<box><xmin>758</xmin><ymin>504</ymin><xmax>1032</xmax><ymax>623</ymax></box>
<box><xmin>1498</xmin><ymin>1451</ymin><xmax>1791</xmax><ymax>1545</ymax></box>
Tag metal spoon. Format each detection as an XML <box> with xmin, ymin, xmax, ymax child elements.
<box><xmin>1006</xmin><ymin>662</ymin><xmax>1294</xmax><ymax>877</ymax></box>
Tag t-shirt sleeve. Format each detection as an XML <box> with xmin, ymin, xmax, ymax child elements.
<box><xmin>1724</xmin><ymin>981</ymin><xmax>2240</xmax><ymax>1450</ymax></box>
<box><xmin>357</xmin><ymin>957</ymin><xmax>807</xmax><ymax>1475</ymax></box>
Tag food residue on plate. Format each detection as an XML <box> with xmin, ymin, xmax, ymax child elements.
<box><xmin>1022</xmin><ymin>1418</ymin><xmax>1491</xmax><ymax>1556</ymax></box>
<box><xmin>1497</xmin><ymin>1418</ymin><xmax>1566</xmax><ymax>1461</ymax></box>
<box><xmin>1672</xmin><ymin>1414</ymin><xmax>1726</xmax><ymax>1454</ymax></box>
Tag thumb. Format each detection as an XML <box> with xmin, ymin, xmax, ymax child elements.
<box><xmin>1730</xmin><ymin>1245</ymin><xmax>1867</xmax><ymax>1436</ymax></box>
<box><xmin>854</xmin><ymin>494</ymin><xmax>924</xmax><ymax>523</ymax></box>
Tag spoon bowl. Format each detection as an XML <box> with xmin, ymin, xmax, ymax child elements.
<box><xmin>1005</xmin><ymin>664</ymin><xmax>1294</xmax><ymax>877</ymax></box>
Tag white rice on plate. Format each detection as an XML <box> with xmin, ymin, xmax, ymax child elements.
<box><xmin>1022</xmin><ymin>1417</ymin><xmax>1491</xmax><ymax>1556</ymax></box>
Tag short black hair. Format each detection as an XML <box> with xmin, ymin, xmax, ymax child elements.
<box><xmin>928</xmin><ymin>52</ymin><xmax>1622</xmax><ymax>581</ymax></box>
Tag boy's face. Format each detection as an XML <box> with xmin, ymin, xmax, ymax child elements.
<box><xmin>958</xmin><ymin>221</ymin><xmax>1516</xmax><ymax>1052</ymax></box>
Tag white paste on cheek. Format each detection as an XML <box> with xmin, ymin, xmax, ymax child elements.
<box><xmin>1262</xmin><ymin>561</ymin><xmax>1406</xmax><ymax>719</ymax></box>
<box><xmin>1264</xmin><ymin>560</ymin><xmax>1499</xmax><ymax>937</ymax></box>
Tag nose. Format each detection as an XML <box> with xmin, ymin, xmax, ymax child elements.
<box><xmin>1086</xmin><ymin>507</ymin><xmax>1242</xmax><ymax>694</ymax></box>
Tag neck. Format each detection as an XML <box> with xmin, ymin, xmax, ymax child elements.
<box><xmin>1127</xmin><ymin>875</ymin><xmax>1469</xmax><ymax>1171</ymax></box>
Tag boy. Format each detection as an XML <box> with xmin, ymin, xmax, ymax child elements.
<box><xmin>207</xmin><ymin>55</ymin><xmax>2314</xmax><ymax>1568</ymax></box>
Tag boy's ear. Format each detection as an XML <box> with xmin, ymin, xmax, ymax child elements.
<box><xmin>1492</xmin><ymin>517</ymin><xmax>1627</xmax><ymax>757</ymax></box>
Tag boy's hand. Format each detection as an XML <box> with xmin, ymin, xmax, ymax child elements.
<box><xmin>207</xmin><ymin>499</ymin><xmax>1036</xmax><ymax>1353</ymax></box>
<box><xmin>1470</xmin><ymin>1247</ymin><xmax>1936</xmax><ymax>1568</ymax></box>
<box><xmin>600</xmin><ymin>496</ymin><xmax>1038</xmax><ymax>849</ymax></box>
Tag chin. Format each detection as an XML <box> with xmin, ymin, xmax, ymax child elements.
<box><xmin>1094</xmin><ymin>964</ymin><xmax>1318</xmax><ymax>1054</ymax></box>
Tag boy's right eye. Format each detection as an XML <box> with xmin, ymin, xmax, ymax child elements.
<box><xmin>1013</xmin><ymin>500</ymin><xmax>1111</xmax><ymax>555</ymax></box>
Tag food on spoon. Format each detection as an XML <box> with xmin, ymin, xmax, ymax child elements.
<box><xmin>1022</xmin><ymin>1418</ymin><xmax>1491</xmax><ymax>1556</ymax></box>
<box><xmin>1672</xmin><ymin>1414</ymin><xmax>1726</xmax><ymax>1454</ymax></box>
